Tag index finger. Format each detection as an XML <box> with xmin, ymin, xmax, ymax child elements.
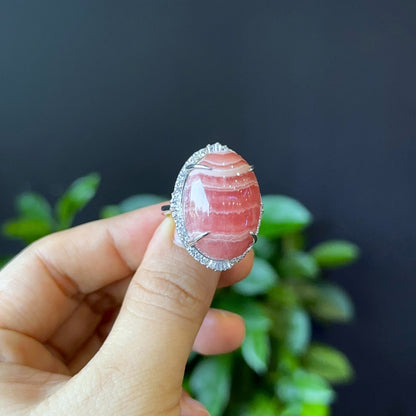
<box><xmin>0</xmin><ymin>203</ymin><xmax>165</xmax><ymax>342</ymax></box>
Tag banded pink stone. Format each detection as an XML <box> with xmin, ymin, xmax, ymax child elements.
<box><xmin>182</xmin><ymin>149</ymin><xmax>261</xmax><ymax>261</ymax></box>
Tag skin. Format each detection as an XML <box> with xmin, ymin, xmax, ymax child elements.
<box><xmin>0</xmin><ymin>203</ymin><xmax>254</xmax><ymax>415</ymax></box>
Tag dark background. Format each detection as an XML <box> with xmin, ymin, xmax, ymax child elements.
<box><xmin>1</xmin><ymin>1</ymin><xmax>415</xmax><ymax>414</ymax></box>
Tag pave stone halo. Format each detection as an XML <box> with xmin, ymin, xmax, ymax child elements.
<box><xmin>164</xmin><ymin>142</ymin><xmax>263</xmax><ymax>271</ymax></box>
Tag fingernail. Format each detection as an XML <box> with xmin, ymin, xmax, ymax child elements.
<box><xmin>160</xmin><ymin>216</ymin><xmax>175</xmax><ymax>236</ymax></box>
<box><xmin>211</xmin><ymin>308</ymin><xmax>242</xmax><ymax>320</ymax></box>
<box><xmin>160</xmin><ymin>217</ymin><xmax>187</xmax><ymax>250</ymax></box>
<box><xmin>143</xmin><ymin>217</ymin><xmax>177</xmax><ymax>260</ymax></box>
<box><xmin>150</xmin><ymin>216</ymin><xmax>175</xmax><ymax>243</ymax></box>
<box><xmin>173</xmin><ymin>228</ymin><xmax>185</xmax><ymax>248</ymax></box>
<box><xmin>182</xmin><ymin>394</ymin><xmax>210</xmax><ymax>415</ymax></box>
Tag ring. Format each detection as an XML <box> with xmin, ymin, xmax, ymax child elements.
<box><xmin>162</xmin><ymin>142</ymin><xmax>262</xmax><ymax>271</ymax></box>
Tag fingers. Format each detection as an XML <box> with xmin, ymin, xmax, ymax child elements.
<box><xmin>193</xmin><ymin>309</ymin><xmax>245</xmax><ymax>355</ymax></box>
<box><xmin>98</xmin><ymin>216</ymin><xmax>219</xmax><ymax>374</ymax></box>
<box><xmin>0</xmin><ymin>329</ymin><xmax>69</xmax><ymax>375</ymax></box>
<box><xmin>46</xmin><ymin>303</ymin><xmax>102</xmax><ymax>362</ymax></box>
<box><xmin>0</xmin><ymin>308</ymin><xmax>246</xmax><ymax>379</ymax></box>
<box><xmin>60</xmin><ymin>306</ymin><xmax>243</xmax><ymax>376</ymax></box>
<box><xmin>67</xmin><ymin>334</ymin><xmax>103</xmax><ymax>375</ymax></box>
<box><xmin>180</xmin><ymin>391</ymin><xmax>209</xmax><ymax>416</ymax></box>
<box><xmin>0</xmin><ymin>203</ymin><xmax>165</xmax><ymax>341</ymax></box>
<box><xmin>27</xmin><ymin>215</ymin><xmax>252</xmax><ymax>414</ymax></box>
<box><xmin>62</xmin><ymin>217</ymin><xmax>221</xmax><ymax>414</ymax></box>
<box><xmin>0</xmin><ymin>364</ymin><xmax>69</xmax><ymax>410</ymax></box>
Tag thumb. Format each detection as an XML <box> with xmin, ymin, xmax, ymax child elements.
<box><xmin>75</xmin><ymin>216</ymin><xmax>219</xmax><ymax>414</ymax></box>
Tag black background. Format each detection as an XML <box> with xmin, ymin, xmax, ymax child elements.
<box><xmin>1</xmin><ymin>1</ymin><xmax>415</xmax><ymax>415</ymax></box>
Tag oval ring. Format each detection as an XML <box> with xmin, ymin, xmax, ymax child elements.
<box><xmin>167</xmin><ymin>142</ymin><xmax>262</xmax><ymax>271</ymax></box>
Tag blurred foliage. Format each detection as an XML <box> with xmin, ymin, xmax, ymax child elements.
<box><xmin>1</xmin><ymin>174</ymin><xmax>360</xmax><ymax>415</ymax></box>
<box><xmin>2</xmin><ymin>173</ymin><xmax>100</xmax><ymax>245</ymax></box>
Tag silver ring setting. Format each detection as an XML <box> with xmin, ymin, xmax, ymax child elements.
<box><xmin>164</xmin><ymin>142</ymin><xmax>262</xmax><ymax>271</ymax></box>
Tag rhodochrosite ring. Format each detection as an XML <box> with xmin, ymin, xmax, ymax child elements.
<box><xmin>164</xmin><ymin>142</ymin><xmax>262</xmax><ymax>271</ymax></box>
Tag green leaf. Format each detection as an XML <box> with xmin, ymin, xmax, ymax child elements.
<box><xmin>234</xmin><ymin>257</ymin><xmax>278</xmax><ymax>296</ymax></box>
<box><xmin>282</xmin><ymin>233</ymin><xmax>306</xmax><ymax>252</ymax></box>
<box><xmin>286</xmin><ymin>279</ymin><xmax>319</xmax><ymax>306</ymax></box>
<box><xmin>281</xmin><ymin>403</ymin><xmax>303</xmax><ymax>416</ymax></box>
<box><xmin>277</xmin><ymin>346</ymin><xmax>300</xmax><ymax>373</ymax></box>
<box><xmin>215</xmin><ymin>295</ymin><xmax>272</xmax><ymax>332</ymax></box>
<box><xmin>242</xmin><ymin>327</ymin><xmax>271</xmax><ymax>374</ymax></box>
<box><xmin>0</xmin><ymin>255</ymin><xmax>13</xmax><ymax>269</ymax></box>
<box><xmin>182</xmin><ymin>375</ymin><xmax>191</xmax><ymax>394</ymax></box>
<box><xmin>2</xmin><ymin>218</ymin><xmax>52</xmax><ymax>244</ymax></box>
<box><xmin>190</xmin><ymin>354</ymin><xmax>232</xmax><ymax>416</ymax></box>
<box><xmin>2</xmin><ymin>191</ymin><xmax>55</xmax><ymax>244</ymax></box>
<box><xmin>281</xmin><ymin>403</ymin><xmax>330</xmax><ymax>416</ymax></box>
<box><xmin>309</xmin><ymin>284</ymin><xmax>354</xmax><ymax>323</ymax></box>
<box><xmin>242</xmin><ymin>394</ymin><xmax>279</xmax><ymax>416</ymax></box>
<box><xmin>99</xmin><ymin>205</ymin><xmax>122</xmax><ymax>219</ymax></box>
<box><xmin>276</xmin><ymin>369</ymin><xmax>335</xmax><ymax>405</ymax></box>
<box><xmin>214</xmin><ymin>294</ymin><xmax>272</xmax><ymax>374</ymax></box>
<box><xmin>100</xmin><ymin>194</ymin><xmax>166</xmax><ymax>219</ymax></box>
<box><xmin>253</xmin><ymin>235</ymin><xmax>277</xmax><ymax>260</ymax></box>
<box><xmin>303</xmin><ymin>343</ymin><xmax>354</xmax><ymax>384</ymax></box>
<box><xmin>259</xmin><ymin>195</ymin><xmax>312</xmax><ymax>238</ymax></box>
<box><xmin>119</xmin><ymin>194</ymin><xmax>166</xmax><ymax>212</ymax></box>
<box><xmin>16</xmin><ymin>192</ymin><xmax>53</xmax><ymax>223</ymax></box>
<box><xmin>268</xmin><ymin>284</ymin><xmax>299</xmax><ymax>308</ymax></box>
<box><xmin>289</xmin><ymin>282</ymin><xmax>321</xmax><ymax>305</ymax></box>
<box><xmin>310</xmin><ymin>240</ymin><xmax>360</xmax><ymax>268</ymax></box>
<box><xmin>285</xmin><ymin>308</ymin><xmax>311</xmax><ymax>356</ymax></box>
<box><xmin>55</xmin><ymin>173</ymin><xmax>101</xmax><ymax>229</ymax></box>
<box><xmin>301</xmin><ymin>403</ymin><xmax>330</xmax><ymax>416</ymax></box>
<box><xmin>279</xmin><ymin>251</ymin><xmax>319</xmax><ymax>279</ymax></box>
<box><xmin>187</xmin><ymin>350</ymin><xmax>198</xmax><ymax>364</ymax></box>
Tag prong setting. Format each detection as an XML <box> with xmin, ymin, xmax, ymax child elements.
<box><xmin>169</xmin><ymin>142</ymin><xmax>262</xmax><ymax>271</ymax></box>
<box><xmin>161</xmin><ymin>204</ymin><xmax>171</xmax><ymax>215</ymax></box>
<box><xmin>186</xmin><ymin>163</ymin><xmax>212</xmax><ymax>170</ymax></box>
<box><xmin>188</xmin><ymin>231</ymin><xmax>210</xmax><ymax>247</ymax></box>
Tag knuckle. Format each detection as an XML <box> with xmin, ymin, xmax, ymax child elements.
<box><xmin>127</xmin><ymin>264</ymin><xmax>207</xmax><ymax>324</ymax></box>
<box><xmin>0</xmin><ymin>330</ymin><xmax>23</xmax><ymax>364</ymax></box>
<box><xmin>90</xmin><ymin>360</ymin><xmax>180</xmax><ymax>415</ymax></box>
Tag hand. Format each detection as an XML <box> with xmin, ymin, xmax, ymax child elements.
<box><xmin>0</xmin><ymin>203</ymin><xmax>253</xmax><ymax>415</ymax></box>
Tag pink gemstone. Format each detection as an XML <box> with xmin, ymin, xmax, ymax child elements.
<box><xmin>182</xmin><ymin>150</ymin><xmax>262</xmax><ymax>261</ymax></box>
